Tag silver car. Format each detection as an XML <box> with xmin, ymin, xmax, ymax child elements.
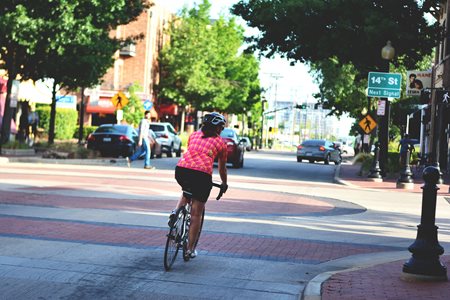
<box><xmin>149</xmin><ymin>122</ymin><xmax>182</xmax><ymax>157</ymax></box>
<box><xmin>296</xmin><ymin>139</ymin><xmax>342</xmax><ymax>165</ymax></box>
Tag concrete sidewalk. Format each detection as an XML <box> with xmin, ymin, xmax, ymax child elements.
<box><xmin>303</xmin><ymin>163</ymin><xmax>450</xmax><ymax>300</ymax></box>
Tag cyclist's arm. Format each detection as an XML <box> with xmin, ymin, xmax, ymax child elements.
<box><xmin>218</xmin><ymin>148</ymin><xmax>227</xmax><ymax>186</ymax></box>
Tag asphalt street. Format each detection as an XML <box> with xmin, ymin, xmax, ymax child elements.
<box><xmin>0</xmin><ymin>151</ymin><xmax>449</xmax><ymax>299</ymax></box>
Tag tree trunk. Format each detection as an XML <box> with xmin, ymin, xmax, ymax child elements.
<box><xmin>78</xmin><ymin>87</ymin><xmax>85</xmax><ymax>144</ymax></box>
<box><xmin>48</xmin><ymin>80</ymin><xmax>58</xmax><ymax>145</ymax></box>
<box><xmin>0</xmin><ymin>74</ymin><xmax>16</xmax><ymax>145</ymax></box>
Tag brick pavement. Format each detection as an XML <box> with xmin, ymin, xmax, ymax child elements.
<box><xmin>0</xmin><ymin>215</ymin><xmax>400</xmax><ymax>264</ymax></box>
<box><xmin>314</xmin><ymin>163</ymin><xmax>450</xmax><ymax>300</ymax></box>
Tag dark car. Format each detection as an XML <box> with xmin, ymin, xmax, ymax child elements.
<box><xmin>87</xmin><ymin>124</ymin><xmax>138</xmax><ymax>158</ymax></box>
<box><xmin>296</xmin><ymin>139</ymin><xmax>342</xmax><ymax>165</ymax></box>
<box><xmin>219</xmin><ymin>128</ymin><xmax>245</xmax><ymax>168</ymax></box>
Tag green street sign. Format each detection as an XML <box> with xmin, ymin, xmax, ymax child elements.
<box><xmin>367</xmin><ymin>72</ymin><xmax>402</xmax><ymax>98</ymax></box>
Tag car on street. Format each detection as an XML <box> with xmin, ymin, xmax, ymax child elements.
<box><xmin>334</xmin><ymin>141</ymin><xmax>355</xmax><ymax>157</ymax></box>
<box><xmin>149</xmin><ymin>122</ymin><xmax>182</xmax><ymax>157</ymax></box>
<box><xmin>87</xmin><ymin>124</ymin><xmax>138</xmax><ymax>158</ymax></box>
<box><xmin>219</xmin><ymin>128</ymin><xmax>245</xmax><ymax>168</ymax></box>
<box><xmin>241</xmin><ymin>137</ymin><xmax>252</xmax><ymax>151</ymax></box>
<box><xmin>296</xmin><ymin>139</ymin><xmax>342</xmax><ymax>165</ymax></box>
<box><xmin>137</xmin><ymin>129</ymin><xmax>162</xmax><ymax>159</ymax></box>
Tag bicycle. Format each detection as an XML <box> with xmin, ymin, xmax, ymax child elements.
<box><xmin>163</xmin><ymin>182</ymin><xmax>224</xmax><ymax>271</ymax></box>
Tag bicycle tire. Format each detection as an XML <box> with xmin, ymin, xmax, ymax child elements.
<box><xmin>163</xmin><ymin>208</ymin><xmax>184</xmax><ymax>271</ymax></box>
<box><xmin>163</xmin><ymin>226</ymin><xmax>179</xmax><ymax>271</ymax></box>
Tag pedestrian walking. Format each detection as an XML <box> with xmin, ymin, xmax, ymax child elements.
<box><xmin>126</xmin><ymin>110</ymin><xmax>155</xmax><ymax>169</ymax></box>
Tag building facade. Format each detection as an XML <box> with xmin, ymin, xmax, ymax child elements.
<box><xmin>84</xmin><ymin>3</ymin><xmax>173</xmax><ymax>126</ymax></box>
<box><xmin>430</xmin><ymin>1</ymin><xmax>450</xmax><ymax>173</ymax></box>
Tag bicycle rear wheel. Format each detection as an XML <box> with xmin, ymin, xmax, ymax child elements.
<box><xmin>163</xmin><ymin>208</ymin><xmax>184</xmax><ymax>271</ymax></box>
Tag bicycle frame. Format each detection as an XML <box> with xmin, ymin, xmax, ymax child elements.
<box><xmin>163</xmin><ymin>182</ymin><xmax>223</xmax><ymax>271</ymax></box>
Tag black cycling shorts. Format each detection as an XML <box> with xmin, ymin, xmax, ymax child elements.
<box><xmin>175</xmin><ymin>166</ymin><xmax>212</xmax><ymax>203</ymax></box>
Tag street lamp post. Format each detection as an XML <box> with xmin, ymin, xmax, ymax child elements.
<box><xmin>379</xmin><ymin>41</ymin><xmax>395</xmax><ymax>177</ymax></box>
<box><xmin>260</xmin><ymin>99</ymin><xmax>267</xmax><ymax>149</ymax></box>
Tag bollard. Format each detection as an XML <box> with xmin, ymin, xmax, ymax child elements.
<box><xmin>367</xmin><ymin>142</ymin><xmax>382</xmax><ymax>182</ymax></box>
<box><xmin>402</xmin><ymin>166</ymin><xmax>447</xmax><ymax>281</ymax></box>
<box><xmin>396</xmin><ymin>145</ymin><xmax>414</xmax><ymax>189</ymax></box>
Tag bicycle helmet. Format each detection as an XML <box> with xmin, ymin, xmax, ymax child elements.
<box><xmin>203</xmin><ymin>112</ymin><xmax>226</xmax><ymax>126</ymax></box>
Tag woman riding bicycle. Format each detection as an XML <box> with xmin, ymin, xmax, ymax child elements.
<box><xmin>169</xmin><ymin>112</ymin><xmax>228</xmax><ymax>259</ymax></box>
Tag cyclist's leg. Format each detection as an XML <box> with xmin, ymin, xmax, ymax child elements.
<box><xmin>188</xmin><ymin>199</ymin><xmax>205</xmax><ymax>252</ymax></box>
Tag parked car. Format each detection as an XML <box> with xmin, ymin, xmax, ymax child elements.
<box><xmin>137</xmin><ymin>129</ymin><xmax>162</xmax><ymax>159</ymax></box>
<box><xmin>334</xmin><ymin>141</ymin><xmax>355</xmax><ymax>157</ymax></box>
<box><xmin>296</xmin><ymin>139</ymin><xmax>342</xmax><ymax>165</ymax></box>
<box><xmin>149</xmin><ymin>122</ymin><xmax>182</xmax><ymax>157</ymax></box>
<box><xmin>241</xmin><ymin>137</ymin><xmax>252</xmax><ymax>151</ymax></box>
<box><xmin>87</xmin><ymin>124</ymin><xmax>138</xmax><ymax>158</ymax></box>
<box><xmin>219</xmin><ymin>128</ymin><xmax>245</xmax><ymax>168</ymax></box>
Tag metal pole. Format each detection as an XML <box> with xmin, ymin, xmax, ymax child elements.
<box><xmin>402</xmin><ymin>166</ymin><xmax>447</xmax><ymax>281</ymax></box>
<box><xmin>379</xmin><ymin>60</ymin><xmax>391</xmax><ymax>177</ymax></box>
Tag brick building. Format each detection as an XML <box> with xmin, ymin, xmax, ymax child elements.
<box><xmin>84</xmin><ymin>3</ymin><xmax>173</xmax><ymax>126</ymax></box>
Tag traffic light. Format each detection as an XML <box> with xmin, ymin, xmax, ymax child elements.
<box><xmin>420</xmin><ymin>90</ymin><xmax>431</xmax><ymax>104</ymax></box>
<box><xmin>422</xmin><ymin>105</ymin><xmax>431</xmax><ymax>124</ymax></box>
<box><xmin>295</xmin><ymin>104</ymin><xmax>307</xmax><ymax>109</ymax></box>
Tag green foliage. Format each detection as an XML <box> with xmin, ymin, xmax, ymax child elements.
<box><xmin>0</xmin><ymin>0</ymin><xmax>150</xmax><ymax>144</ymax></box>
<box><xmin>39</xmin><ymin>141</ymin><xmax>99</xmax><ymax>159</ymax></box>
<box><xmin>36</xmin><ymin>106</ymin><xmax>77</xmax><ymax>140</ymax></box>
<box><xmin>232</xmin><ymin>0</ymin><xmax>438</xmax><ymax>119</ymax></box>
<box><xmin>1</xmin><ymin>140</ymin><xmax>33</xmax><ymax>149</ymax></box>
<box><xmin>158</xmin><ymin>0</ymin><xmax>261</xmax><ymax>114</ymax></box>
<box><xmin>233</xmin><ymin>0</ymin><xmax>437</xmax><ymax>71</ymax></box>
<box><xmin>353</xmin><ymin>152</ymin><xmax>373</xmax><ymax>176</ymax></box>
<box><xmin>72</xmin><ymin>125</ymin><xmax>98</xmax><ymax>140</ymax></box>
<box><xmin>122</xmin><ymin>83</ymin><xmax>145</xmax><ymax>127</ymax></box>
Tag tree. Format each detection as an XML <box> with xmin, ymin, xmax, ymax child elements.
<box><xmin>232</xmin><ymin>0</ymin><xmax>439</xmax><ymax>117</ymax></box>
<box><xmin>0</xmin><ymin>0</ymin><xmax>150</xmax><ymax>144</ymax></box>
<box><xmin>158</xmin><ymin>0</ymin><xmax>261</xmax><ymax>116</ymax></box>
<box><xmin>122</xmin><ymin>83</ymin><xmax>145</xmax><ymax>127</ymax></box>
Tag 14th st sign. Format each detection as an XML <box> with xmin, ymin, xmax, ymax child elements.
<box><xmin>367</xmin><ymin>72</ymin><xmax>402</xmax><ymax>98</ymax></box>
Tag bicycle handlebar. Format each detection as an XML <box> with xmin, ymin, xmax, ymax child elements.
<box><xmin>212</xmin><ymin>182</ymin><xmax>225</xmax><ymax>201</ymax></box>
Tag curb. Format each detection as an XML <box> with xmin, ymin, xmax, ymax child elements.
<box><xmin>0</xmin><ymin>156</ymin><xmax>128</xmax><ymax>166</ymax></box>
<box><xmin>301</xmin><ymin>251</ymin><xmax>412</xmax><ymax>300</ymax></box>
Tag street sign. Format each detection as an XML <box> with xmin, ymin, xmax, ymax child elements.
<box><xmin>377</xmin><ymin>100</ymin><xmax>386</xmax><ymax>116</ymax></box>
<box><xmin>367</xmin><ymin>72</ymin><xmax>402</xmax><ymax>98</ymax></box>
<box><xmin>143</xmin><ymin>99</ymin><xmax>153</xmax><ymax>110</ymax></box>
<box><xmin>358</xmin><ymin>114</ymin><xmax>377</xmax><ymax>134</ymax></box>
<box><xmin>111</xmin><ymin>91</ymin><xmax>129</xmax><ymax>109</ymax></box>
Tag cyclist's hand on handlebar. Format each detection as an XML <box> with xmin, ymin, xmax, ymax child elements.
<box><xmin>220</xmin><ymin>183</ymin><xmax>228</xmax><ymax>194</ymax></box>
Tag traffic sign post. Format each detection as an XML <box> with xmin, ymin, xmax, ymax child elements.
<box><xmin>367</xmin><ymin>72</ymin><xmax>402</xmax><ymax>98</ymax></box>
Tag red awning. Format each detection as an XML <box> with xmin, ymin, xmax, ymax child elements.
<box><xmin>158</xmin><ymin>103</ymin><xmax>178</xmax><ymax>115</ymax></box>
<box><xmin>86</xmin><ymin>96</ymin><xmax>116</xmax><ymax>114</ymax></box>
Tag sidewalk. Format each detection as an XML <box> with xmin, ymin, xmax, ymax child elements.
<box><xmin>304</xmin><ymin>163</ymin><xmax>450</xmax><ymax>300</ymax></box>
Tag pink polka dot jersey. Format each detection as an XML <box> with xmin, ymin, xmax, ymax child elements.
<box><xmin>177</xmin><ymin>130</ymin><xmax>227</xmax><ymax>175</ymax></box>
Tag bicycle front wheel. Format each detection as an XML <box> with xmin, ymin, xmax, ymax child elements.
<box><xmin>164</xmin><ymin>226</ymin><xmax>179</xmax><ymax>271</ymax></box>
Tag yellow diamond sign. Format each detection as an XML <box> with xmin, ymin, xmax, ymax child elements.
<box><xmin>358</xmin><ymin>115</ymin><xmax>377</xmax><ymax>134</ymax></box>
<box><xmin>111</xmin><ymin>91</ymin><xmax>129</xmax><ymax>110</ymax></box>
